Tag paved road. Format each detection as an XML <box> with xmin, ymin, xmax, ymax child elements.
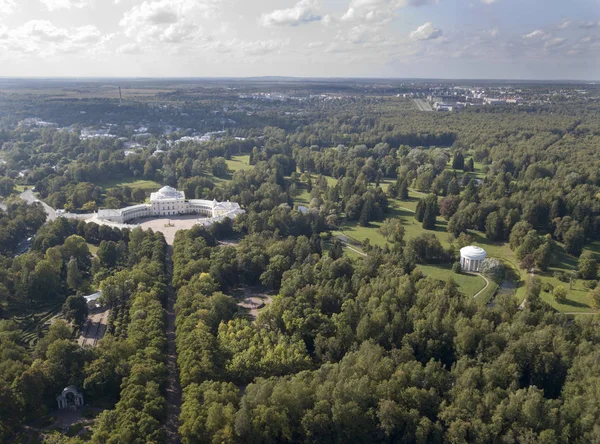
<box><xmin>413</xmin><ymin>98</ymin><xmax>433</xmax><ymax>112</ymax></box>
<box><xmin>164</xmin><ymin>246</ymin><xmax>182</xmax><ymax>443</ymax></box>
<box><xmin>19</xmin><ymin>190</ymin><xmax>95</xmax><ymax>223</ymax></box>
<box><xmin>20</xmin><ymin>189</ymin><xmax>57</xmax><ymax>222</ymax></box>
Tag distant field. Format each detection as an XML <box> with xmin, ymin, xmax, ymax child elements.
<box><xmin>96</xmin><ymin>178</ymin><xmax>162</xmax><ymax>191</ymax></box>
<box><xmin>226</xmin><ymin>155</ymin><xmax>252</xmax><ymax>173</ymax></box>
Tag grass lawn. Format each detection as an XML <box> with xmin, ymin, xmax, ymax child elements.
<box><xmin>15</xmin><ymin>184</ymin><xmax>35</xmax><ymax>193</ymax></box>
<box><xmin>444</xmin><ymin>159</ymin><xmax>487</xmax><ymax>180</ymax></box>
<box><xmin>291</xmin><ymin>173</ymin><xmax>339</xmax><ymax>207</ymax></box>
<box><xmin>95</xmin><ymin>178</ymin><xmax>162</xmax><ymax>191</ymax></box>
<box><xmin>477</xmin><ymin>281</ymin><xmax>500</xmax><ymax>305</ymax></box>
<box><xmin>333</xmin><ymin>191</ymin><xmax>450</xmax><ymax>249</ymax></box>
<box><xmin>538</xmin><ymin>278</ymin><xmax>595</xmax><ymax>313</ymax></box>
<box><xmin>193</xmin><ymin>159</ymin><xmax>597</xmax><ymax>315</ymax></box>
<box><xmin>87</xmin><ymin>243</ymin><xmax>99</xmax><ymax>256</ymax></box>
<box><xmin>226</xmin><ymin>155</ymin><xmax>252</xmax><ymax>173</ymax></box>
<box><xmin>418</xmin><ymin>264</ymin><xmax>487</xmax><ymax>298</ymax></box>
<box><xmin>331</xmin><ymin>188</ymin><xmax>597</xmax><ymax>313</ymax></box>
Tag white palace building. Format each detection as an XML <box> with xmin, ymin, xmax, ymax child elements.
<box><xmin>97</xmin><ymin>186</ymin><xmax>244</xmax><ymax>224</ymax></box>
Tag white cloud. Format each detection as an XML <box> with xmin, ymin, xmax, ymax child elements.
<box><xmin>0</xmin><ymin>0</ymin><xmax>16</xmax><ymax>14</ymax></box>
<box><xmin>120</xmin><ymin>0</ymin><xmax>214</xmax><ymax>45</ymax></box>
<box><xmin>523</xmin><ymin>29</ymin><xmax>547</xmax><ymax>39</ymax></box>
<box><xmin>341</xmin><ymin>0</ymin><xmax>436</xmax><ymax>25</ymax></box>
<box><xmin>0</xmin><ymin>20</ymin><xmax>105</xmax><ymax>57</ymax></box>
<box><xmin>558</xmin><ymin>19</ymin><xmax>572</xmax><ymax>29</ymax></box>
<box><xmin>308</xmin><ymin>41</ymin><xmax>324</xmax><ymax>48</ymax></box>
<box><xmin>40</xmin><ymin>0</ymin><xmax>94</xmax><ymax>11</ymax></box>
<box><xmin>260</xmin><ymin>0</ymin><xmax>322</xmax><ymax>27</ymax></box>
<box><xmin>480</xmin><ymin>0</ymin><xmax>498</xmax><ymax>4</ymax></box>
<box><xmin>410</xmin><ymin>22</ymin><xmax>442</xmax><ymax>41</ymax></box>
<box><xmin>544</xmin><ymin>37</ymin><xmax>566</xmax><ymax>49</ymax></box>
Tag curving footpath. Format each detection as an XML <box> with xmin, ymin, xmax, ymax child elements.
<box><xmin>470</xmin><ymin>272</ymin><xmax>490</xmax><ymax>299</ymax></box>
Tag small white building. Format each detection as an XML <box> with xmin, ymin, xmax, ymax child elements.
<box><xmin>460</xmin><ymin>246</ymin><xmax>486</xmax><ymax>272</ymax></box>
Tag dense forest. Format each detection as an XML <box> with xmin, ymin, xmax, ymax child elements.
<box><xmin>0</xmin><ymin>79</ymin><xmax>599</xmax><ymax>443</ymax></box>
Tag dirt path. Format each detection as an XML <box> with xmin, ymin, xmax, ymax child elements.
<box><xmin>164</xmin><ymin>246</ymin><xmax>181</xmax><ymax>443</ymax></box>
<box><xmin>337</xmin><ymin>235</ymin><xmax>367</xmax><ymax>257</ymax></box>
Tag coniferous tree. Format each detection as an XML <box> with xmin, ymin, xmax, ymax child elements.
<box><xmin>465</xmin><ymin>157</ymin><xmax>475</xmax><ymax>172</ymax></box>
<box><xmin>398</xmin><ymin>179</ymin><xmax>409</xmax><ymax>200</ymax></box>
<box><xmin>66</xmin><ymin>256</ymin><xmax>82</xmax><ymax>291</ymax></box>
<box><xmin>329</xmin><ymin>238</ymin><xmax>344</xmax><ymax>260</ymax></box>
<box><xmin>452</xmin><ymin>151</ymin><xmax>465</xmax><ymax>170</ymax></box>
<box><xmin>359</xmin><ymin>197</ymin><xmax>373</xmax><ymax>227</ymax></box>
<box><xmin>421</xmin><ymin>194</ymin><xmax>438</xmax><ymax>230</ymax></box>
<box><xmin>447</xmin><ymin>177</ymin><xmax>460</xmax><ymax>195</ymax></box>
<box><xmin>415</xmin><ymin>199</ymin><xmax>425</xmax><ymax>223</ymax></box>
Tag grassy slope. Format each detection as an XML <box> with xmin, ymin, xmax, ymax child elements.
<box><xmin>418</xmin><ymin>264</ymin><xmax>487</xmax><ymax>298</ymax></box>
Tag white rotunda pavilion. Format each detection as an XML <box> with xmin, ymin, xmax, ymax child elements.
<box><xmin>460</xmin><ymin>246</ymin><xmax>486</xmax><ymax>272</ymax></box>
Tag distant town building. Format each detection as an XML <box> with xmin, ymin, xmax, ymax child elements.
<box><xmin>460</xmin><ymin>246</ymin><xmax>487</xmax><ymax>272</ymax></box>
<box><xmin>97</xmin><ymin>186</ymin><xmax>244</xmax><ymax>224</ymax></box>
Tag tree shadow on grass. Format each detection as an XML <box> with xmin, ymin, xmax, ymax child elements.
<box><xmin>561</xmin><ymin>298</ymin><xmax>591</xmax><ymax>309</ymax></box>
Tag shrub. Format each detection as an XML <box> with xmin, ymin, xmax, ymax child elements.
<box><xmin>584</xmin><ymin>280</ymin><xmax>598</xmax><ymax>290</ymax></box>
<box><xmin>480</xmin><ymin>258</ymin><xmax>506</xmax><ymax>283</ymax></box>
<box><xmin>553</xmin><ymin>286</ymin><xmax>568</xmax><ymax>304</ymax></box>
<box><xmin>452</xmin><ymin>262</ymin><xmax>462</xmax><ymax>274</ymax></box>
<box><xmin>542</xmin><ymin>282</ymin><xmax>554</xmax><ymax>293</ymax></box>
<box><xmin>553</xmin><ymin>271</ymin><xmax>570</xmax><ymax>283</ymax></box>
<box><xmin>38</xmin><ymin>416</ymin><xmax>56</xmax><ymax>428</ymax></box>
<box><xmin>590</xmin><ymin>286</ymin><xmax>600</xmax><ymax>310</ymax></box>
<box><xmin>66</xmin><ymin>422</ymin><xmax>85</xmax><ymax>437</ymax></box>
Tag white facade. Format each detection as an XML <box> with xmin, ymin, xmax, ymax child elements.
<box><xmin>460</xmin><ymin>246</ymin><xmax>487</xmax><ymax>272</ymax></box>
<box><xmin>97</xmin><ymin>186</ymin><xmax>244</xmax><ymax>224</ymax></box>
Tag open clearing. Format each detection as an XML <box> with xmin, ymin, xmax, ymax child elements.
<box><xmin>234</xmin><ymin>287</ymin><xmax>274</xmax><ymax>321</ymax></box>
<box><xmin>226</xmin><ymin>155</ymin><xmax>252</xmax><ymax>173</ymax></box>
<box><xmin>137</xmin><ymin>214</ymin><xmax>209</xmax><ymax>245</ymax></box>
<box><xmin>95</xmin><ymin>178</ymin><xmax>162</xmax><ymax>191</ymax></box>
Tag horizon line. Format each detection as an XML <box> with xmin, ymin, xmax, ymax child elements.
<box><xmin>0</xmin><ymin>75</ymin><xmax>597</xmax><ymax>84</ymax></box>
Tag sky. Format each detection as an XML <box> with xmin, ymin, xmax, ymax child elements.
<box><xmin>0</xmin><ymin>0</ymin><xmax>599</xmax><ymax>80</ymax></box>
